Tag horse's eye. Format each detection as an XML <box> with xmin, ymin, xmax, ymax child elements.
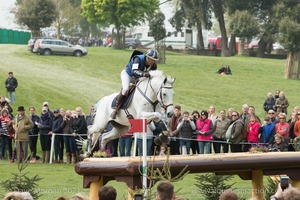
<box><xmin>163</xmin><ymin>93</ymin><xmax>167</xmax><ymax>97</ymax></box>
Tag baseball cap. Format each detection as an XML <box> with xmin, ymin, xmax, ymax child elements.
<box><xmin>53</xmin><ymin>109</ymin><xmax>59</xmax><ymax>113</ymax></box>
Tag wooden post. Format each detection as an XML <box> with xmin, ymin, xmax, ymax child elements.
<box><xmin>89</xmin><ymin>176</ymin><xmax>103</xmax><ymax>200</ymax></box>
<box><xmin>252</xmin><ymin>170</ymin><xmax>264</xmax><ymax>200</ymax></box>
<box><xmin>128</xmin><ymin>187</ymin><xmax>133</xmax><ymax>200</ymax></box>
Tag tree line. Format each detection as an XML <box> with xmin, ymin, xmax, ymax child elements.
<box><xmin>13</xmin><ymin>0</ymin><xmax>300</xmax><ymax>78</ymax></box>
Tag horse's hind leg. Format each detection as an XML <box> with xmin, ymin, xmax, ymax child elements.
<box><xmin>101</xmin><ymin>124</ymin><xmax>129</xmax><ymax>149</ymax></box>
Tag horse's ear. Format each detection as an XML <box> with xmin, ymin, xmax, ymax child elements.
<box><xmin>171</xmin><ymin>77</ymin><xmax>176</xmax><ymax>84</ymax></box>
<box><xmin>163</xmin><ymin>77</ymin><xmax>167</xmax><ymax>84</ymax></box>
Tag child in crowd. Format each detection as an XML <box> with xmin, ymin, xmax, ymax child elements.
<box><xmin>269</xmin><ymin>134</ymin><xmax>288</xmax><ymax>152</ymax></box>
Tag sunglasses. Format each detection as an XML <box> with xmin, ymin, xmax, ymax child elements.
<box><xmin>279</xmin><ymin>118</ymin><xmax>285</xmax><ymax>119</ymax></box>
<box><xmin>232</xmin><ymin>114</ymin><xmax>237</xmax><ymax>117</ymax></box>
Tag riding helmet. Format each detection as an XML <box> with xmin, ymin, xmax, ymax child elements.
<box><xmin>146</xmin><ymin>49</ymin><xmax>159</xmax><ymax>61</ymax></box>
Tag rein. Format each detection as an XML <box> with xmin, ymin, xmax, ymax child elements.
<box><xmin>136</xmin><ymin>77</ymin><xmax>173</xmax><ymax>113</ymax></box>
<box><xmin>136</xmin><ymin>84</ymin><xmax>159</xmax><ymax>111</ymax></box>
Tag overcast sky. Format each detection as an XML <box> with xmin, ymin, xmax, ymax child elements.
<box><xmin>0</xmin><ymin>0</ymin><xmax>18</xmax><ymax>29</ymax></box>
<box><xmin>0</xmin><ymin>0</ymin><xmax>175</xmax><ymax>31</ymax></box>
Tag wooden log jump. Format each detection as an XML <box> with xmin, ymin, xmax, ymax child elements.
<box><xmin>75</xmin><ymin>152</ymin><xmax>300</xmax><ymax>200</ymax></box>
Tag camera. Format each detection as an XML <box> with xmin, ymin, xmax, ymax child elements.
<box><xmin>154</xmin><ymin>133</ymin><xmax>168</xmax><ymax>145</ymax></box>
<box><xmin>269</xmin><ymin>148</ymin><xmax>278</xmax><ymax>152</ymax></box>
<box><xmin>280</xmin><ymin>176</ymin><xmax>289</xmax><ymax>191</ymax></box>
<box><xmin>134</xmin><ymin>194</ymin><xmax>143</xmax><ymax>200</ymax></box>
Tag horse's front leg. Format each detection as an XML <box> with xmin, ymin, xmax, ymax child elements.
<box><xmin>101</xmin><ymin>124</ymin><xmax>129</xmax><ymax>150</ymax></box>
<box><xmin>140</xmin><ymin>111</ymin><xmax>163</xmax><ymax>122</ymax></box>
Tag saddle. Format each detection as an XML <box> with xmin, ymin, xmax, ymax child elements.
<box><xmin>111</xmin><ymin>84</ymin><xmax>136</xmax><ymax>110</ymax></box>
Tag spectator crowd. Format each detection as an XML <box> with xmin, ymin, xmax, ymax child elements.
<box><xmin>0</xmin><ymin>88</ymin><xmax>299</xmax><ymax>164</ymax></box>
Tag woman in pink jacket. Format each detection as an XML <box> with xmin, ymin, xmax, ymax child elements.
<box><xmin>196</xmin><ymin>110</ymin><xmax>213</xmax><ymax>154</ymax></box>
<box><xmin>247</xmin><ymin>116</ymin><xmax>261</xmax><ymax>143</ymax></box>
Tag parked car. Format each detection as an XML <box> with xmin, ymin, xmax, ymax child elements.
<box><xmin>272</xmin><ymin>42</ymin><xmax>284</xmax><ymax>50</ymax></box>
<box><xmin>125</xmin><ymin>38</ymin><xmax>142</xmax><ymax>49</ymax></box>
<box><xmin>28</xmin><ymin>38</ymin><xmax>37</xmax><ymax>52</ymax></box>
<box><xmin>28</xmin><ymin>37</ymin><xmax>53</xmax><ymax>52</ymax></box>
<box><xmin>33</xmin><ymin>38</ymin><xmax>88</xmax><ymax>57</ymax></box>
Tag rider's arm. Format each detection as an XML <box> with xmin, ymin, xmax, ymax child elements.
<box><xmin>132</xmin><ymin>69</ymin><xmax>150</xmax><ymax>77</ymax></box>
<box><xmin>131</xmin><ymin>57</ymin><xmax>150</xmax><ymax>77</ymax></box>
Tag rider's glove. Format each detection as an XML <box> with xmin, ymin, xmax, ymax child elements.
<box><xmin>143</xmin><ymin>72</ymin><xmax>150</xmax><ymax>78</ymax></box>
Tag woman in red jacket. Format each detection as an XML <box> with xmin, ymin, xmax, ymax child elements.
<box><xmin>247</xmin><ymin>116</ymin><xmax>261</xmax><ymax>143</ymax></box>
<box><xmin>245</xmin><ymin>116</ymin><xmax>261</xmax><ymax>151</ymax></box>
<box><xmin>196</xmin><ymin>110</ymin><xmax>213</xmax><ymax>154</ymax></box>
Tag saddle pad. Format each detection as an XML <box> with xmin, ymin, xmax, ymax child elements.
<box><xmin>111</xmin><ymin>87</ymin><xmax>136</xmax><ymax>109</ymax></box>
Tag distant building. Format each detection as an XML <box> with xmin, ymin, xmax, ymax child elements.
<box><xmin>127</xmin><ymin>0</ymin><xmax>209</xmax><ymax>50</ymax></box>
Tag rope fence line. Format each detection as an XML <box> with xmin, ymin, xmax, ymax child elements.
<box><xmin>5</xmin><ymin>133</ymin><xmax>290</xmax><ymax>163</ymax></box>
<box><xmin>25</xmin><ymin>133</ymin><xmax>297</xmax><ymax>146</ymax></box>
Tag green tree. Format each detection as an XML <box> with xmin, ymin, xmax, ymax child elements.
<box><xmin>149</xmin><ymin>11</ymin><xmax>166</xmax><ymax>44</ymax></box>
<box><xmin>148</xmin><ymin>10</ymin><xmax>166</xmax><ymax>63</ymax></box>
<box><xmin>225</xmin><ymin>0</ymin><xmax>258</xmax><ymax>55</ymax></box>
<box><xmin>81</xmin><ymin>0</ymin><xmax>158</xmax><ymax>49</ymax></box>
<box><xmin>229</xmin><ymin>10</ymin><xmax>259</xmax><ymax>55</ymax></box>
<box><xmin>1</xmin><ymin>161</ymin><xmax>42</xmax><ymax>199</ymax></box>
<box><xmin>195</xmin><ymin>173</ymin><xmax>235</xmax><ymax>200</ymax></box>
<box><xmin>170</xmin><ymin>0</ymin><xmax>212</xmax><ymax>51</ymax></box>
<box><xmin>210</xmin><ymin>0</ymin><xmax>230</xmax><ymax>57</ymax></box>
<box><xmin>274</xmin><ymin>1</ymin><xmax>300</xmax><ymax>79</ymax></box>
<box><xmin>70</xmin><ymin>0</ymin><xmax>81</xmax><ymax>6</ymax></box>
<box><xmin>14</xmin><ymin>0</ymin><xmax>56</xmax><ymax>37</ymax></box>
<box><xmin>249</xmin><ymin>0</ymin><xmax>280</xmax><ymax>57</ymax></box>
<box><xmin>226</xmin><ymin>0</ymin><xmax>280</xmax><ymax>57</ymax></box>
<box><xmin>52</xmin><ymin>0</ymin><xmax>82</xmax><ymax>38</ymax></box>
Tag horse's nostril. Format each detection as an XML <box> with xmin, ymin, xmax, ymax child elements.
<box><xmin>167</xmin><ymin>112</ymin><xmax>174</xmax><ymax>118</ymax></box>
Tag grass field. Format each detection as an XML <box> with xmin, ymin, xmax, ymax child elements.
<box><xmin>0</xmin><ymin>45</ymin><xmax>297</xmax><ymax>199</ymax></box>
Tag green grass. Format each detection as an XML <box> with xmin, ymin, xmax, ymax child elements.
<box><xmin>0</xmin><ymin>45</ymin><xmax>295</xmax><ymax>199</ymax></box>
<box><xmin>0</xmin><ymin>45</ymin><xmax>295</xmax><ymax>117</ymax></box>
<box><xmin>0</xmin><ymin>161</ymin><xmax>273</xmax><ymax>200</ymax></box>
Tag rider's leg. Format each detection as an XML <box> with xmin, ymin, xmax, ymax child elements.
<box><xmin>110</xmin><ymin>70</ymin><xmax>130</xmax><ymax>119</ymax></box>
<box><xmin>120</xmin><ymin>69</ymin><xmax>131</xmax><ymax>95</ymax></box>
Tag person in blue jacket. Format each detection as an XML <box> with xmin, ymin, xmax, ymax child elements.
<box><xmin>259</xmin><ymin>116</ymin><xmax>276</xmax><ymax>145</ymax></box>
<box><xmin>110</xmin><ymin>49</ymin><xmax>159</xmax><ymax>119</ymax></box>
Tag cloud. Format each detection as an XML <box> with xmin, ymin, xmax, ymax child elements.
<box><xmin>0</xmin><ymin>0</ymin><xmax>17</xmax><ymax>29</ymax></box>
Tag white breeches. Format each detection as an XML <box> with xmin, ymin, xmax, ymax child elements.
<box><xmin>121</xmin><ymin>69</ymin><xmax>131</xmax><ymax>95</ymax></box>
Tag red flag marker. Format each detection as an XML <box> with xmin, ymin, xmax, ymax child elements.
<box><xmin>128</xmin><ymin>119</ymin><xmax>147</xmax><ymax>133</ymax></box>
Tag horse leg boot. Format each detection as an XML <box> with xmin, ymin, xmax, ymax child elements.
<box><xmin>110</xmin><ymin>93</ymin><xmax>126</xmax><ymax>119</ymax></box>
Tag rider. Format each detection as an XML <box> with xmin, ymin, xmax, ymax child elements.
<box><xmin>110</xmin><ymin>49</ymin><xmax>159</xmax><ymax>119</ymax></box>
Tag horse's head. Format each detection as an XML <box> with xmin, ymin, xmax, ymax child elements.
<box><xmin>149</xmin><ymin>70</ymin><xmax>175</xmax><ymax>118</ymax></box>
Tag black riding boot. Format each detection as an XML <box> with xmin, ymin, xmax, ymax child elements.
<box><xmin>110</xmin><ymin>94</ymin><xmax>126</xmax><ymax>119</ymax></box>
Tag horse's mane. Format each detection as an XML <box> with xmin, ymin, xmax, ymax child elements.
<box><xmin>149</xmin><ymin>70</ymin><xmax>163</xmax><ymax>78</ymax></box>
